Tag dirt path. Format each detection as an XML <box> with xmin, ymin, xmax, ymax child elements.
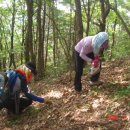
<box><xmin>0</xmin><ymin>57</ymin><xmax>130</xmax><ymax>130</ymax></box>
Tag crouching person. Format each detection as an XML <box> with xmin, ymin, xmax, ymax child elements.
<box><xmin>2</xmin><ymin>62</ymin><xmax>50</xmax><ymax>115</ymax></box>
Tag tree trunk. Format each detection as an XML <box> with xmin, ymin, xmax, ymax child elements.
<box><xmin>21</xmin><ymin>1</ymin><xmax>25</xmax><ymax>64</ymax></box>
<box><xmin>52</xmin><ymin>1</ymin><xmax>56</xmax><ymax>66</ymax></box>
<box><xmin>42</xmin><ymin>1</ymin><xmax>46</xmax><ymax>74</ymax></box>
<box><xmin>75</xmin><ymin>0</ymin><xmax>83</xmax><ymax>42</ymax></box>
<box><xmin>46</xmin><ymin>13</ymin><xmax>71</xmax><ymax>62</ymax></box>
<box><xmin>0</xmin><ymin>35</ymin><xmax>3</xmax><ymax>71</ymax></box>
<box><xmin>93</xmin><ymin>0</ymin><xmax>110</xmax><ymax>32</ymax></box>
<box><xmin>45</xmin><ymin>7</ymin><xmax>50</xmax><ymax>70</ymax></box>
<box><xmin>110</xmin><ymin>18</ymin><xmax>117</xmax><ymax>59</ymax></box>
<box><xmin>37</xmin><ymin>0</ymin><xmax>43</xmax><ymax>78</ymax></box>
<box><xmin>82</xmin><ymin>0</ymin><xmax>90</xmax><ymax>36</ymax></box>
<box><xmin>99</xmin><ymin>0</ymin><xmax>110</xmax><ymax>31</ymax></box>
<box><xmin>25</xmin><ymin>0</ymin><xmax>35</xmax><ymax>63</ymax></box>
<box><xmin>9</xmin><ymin>0</ymin><xmax>16</xmax><ymax>68</ymax></box>
<box><xmin>0</xmin><ymin>19</ymin><xmax>8</xmax><ymax>69</ymax></box>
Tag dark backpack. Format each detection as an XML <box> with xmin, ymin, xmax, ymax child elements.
<box><xmin>0</xmin><ymin>70</ymin><xmax>20</xmax><ymax>114</ymax></box>
<box><xmin>6</xmin><ymin>70</ymin><xmax>20</xmax><ymax>114</ymax></box>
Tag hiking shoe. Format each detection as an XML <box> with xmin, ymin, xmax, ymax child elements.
<box><xmin>88</xmin><ymin>81</ymin><xmax>103</xmax><ymax>86</ymax></box>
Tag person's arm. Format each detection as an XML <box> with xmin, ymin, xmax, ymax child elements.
<box><xmin>20</xmin><ymin>75</ymin><xmax>44</xmax><ymax>103</ymax></box>
<box><xmin>24</xmin><ymin>92</ymin><xmax>44</xmax><ymax>103</ymax></box>
<box><xmin>79</xmin><ymin>44</ymin><xmax>92</xmax><ymax>62</ymax></box>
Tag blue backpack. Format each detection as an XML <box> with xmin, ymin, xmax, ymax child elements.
<box><xmin>0</xmin><ymin>70</ymin><xmax>16</xmax><ymax>101</ymax></box>
<box><xmin>0</xmin><ymin>70</ymin><xmax>20</xmax><ymax>113</ymax></box>
<box><xmin>6</xmin><ymin>70</ymin><xmax>20</xmax><ymax>114</ymax></box>
<box><xmin>6</xmin><ymin>70</ymin><xmax>18</xmax><ymax>94</ymax></box>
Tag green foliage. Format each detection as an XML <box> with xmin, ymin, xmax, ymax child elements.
<box><xmin>0</xmin><ymin>50</ymin><xmax>8</xmax><ymax>59</ymax></box>
<box><xmin>0</xmin><ymin>0</ymin><xmax>130</xmax><ymax>78</ymax></box>
<box><xmin>45</xmin><ymin>0</ymin><xmax>52</xmax><ymax>6</ymax></box>
<box><xmin>45</xmin><ymin>60</ymin><xmax>68</xmax><ymax>79</ymax></box>
<box><xmin>114</xmin><ymin>86</ymin><xmax>130</xmax><ymax>98</ymax></box>
<box><xmin>108</xmin><ymin>34</ymin><xmax>130</xmax><ymax>59</ymax></box>
<box><xmin>59</xmin><ymin>0</ymin><xmax>75</xmax><ymax>7</ymax></box>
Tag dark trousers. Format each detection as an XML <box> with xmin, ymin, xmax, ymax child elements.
<box><xmin>4</xmin><ymin>96</ymin><xmax>32</xmax><ymax>114</ymax></box>
<box><xmin>74</xmin><ymin>51</ymin><xmax>101</xmax><ymax>91</ymax></box>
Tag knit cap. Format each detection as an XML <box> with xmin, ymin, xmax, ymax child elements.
<box><xmin>26</xmin><ymin>62</ymin><xmax>37</xmax><ymax>75</ymax></box>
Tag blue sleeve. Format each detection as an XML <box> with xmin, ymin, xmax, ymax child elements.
<box><xmin>18</xmin><ymin>74</ymin><xmax>44</xmax><ymax>103</ymax></box>
<box><xmin>25</xmin><ymin>92</ymin><xmax>44</xmax><ymax>103</ymax></box>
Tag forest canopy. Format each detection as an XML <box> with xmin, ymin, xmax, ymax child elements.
<box><xmin>0</xmin><ymin>0</ymin><xmax>130</xmax><ymax>79</ymax></box>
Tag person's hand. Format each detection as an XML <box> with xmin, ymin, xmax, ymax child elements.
<box><xmin>44</xmin><ymin>98</ymin><xmax>52</xmax><ymax>105</ymax></box>
<box><xmin>92</xmin><ymin>56</ymin><xmax>100</xmax><ymax>68</ymax></box>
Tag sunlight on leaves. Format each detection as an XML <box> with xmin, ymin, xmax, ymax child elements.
<box><xmin>45</xmin><ymin>90</ymin><xmax>63</xmax><ymax>99</ymax></box>
<box><xmin>87</xmin><ymin>111</ymin><xmax>102</xmax><ymax>122</ymax></box>
<box><xmin>92</xmin><ymin>99</ymin><xmax>100</xmax><ymax>109</ymax></box>
<box><xmin>114</xmin><ymin>68</ymin><xmax>124</xmax><ymax>73</ymax></box>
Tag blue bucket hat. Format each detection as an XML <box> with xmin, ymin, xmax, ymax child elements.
<box><xmin>92</xmin><ymin>32</ymin><xmax>108</xmax><ymax>55</ymax></box>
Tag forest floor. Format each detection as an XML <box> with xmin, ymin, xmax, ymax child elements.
<box><xmin>0</xmin><ymin>57</ymin><xmax>130</xmax><ymax>130</ymax></box>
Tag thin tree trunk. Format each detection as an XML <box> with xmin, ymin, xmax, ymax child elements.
<box><xmin>46</xmin><ymin>13</ymin><xmax>71</xmax><ymax>62</ymax></box>
<box><xmin>0</xmin><ymin>37</ymin><xmax>2</xmax><ymax>70</ymax></box>
<box><xmin>93</xmin><ymin>0</ymin><xmax>110</xmax><ymax>32</ymax></box>
<box><xmin>82</xmin><ymin>0</ymin><xmax>90</xmax><ymax>36</ymax></box>
<box><xmin>86</xmin><ymin>0</ymin><xmax>90</xmax><ymax>36</ymax></box>
<box><xmin>21</xmin><ymin>1</ymin><xmax>25</xmax><ymax>64</ymax></box>
<box><xmin>25</xmin><ymin>0</ymin><xmax>35</xmax><ymax>63</ymax></box>
<box><xmin>37</xmin><ymin>0</ymin><xmax>43</xmax><ymax>78</ymax></box>
<box><xmin>9</xmin><ymin>0</ymin><xmax>16</xmax><ymax>68</ymax></box>
<box><xmin>45</xmin><ymin>7</ymin><xmax>50</xmax><ymax>70</ymax></box>
<box><xmin>110</xmin><ymin>6</ymin><xmax>130</xmax><ymax>37</ymax></box>
<box><xmin>110</xmin><ymin>18</ymin><xmax>117</xmax><ymax>59</ymax></box>
<box><xmin>0</xmin><ymin>19</ymin><xmax>8</xmax><ymax>69</ymax></box>
<box><xmin>52</xmin><ymin>1</ymin><xmax>56</xmax><ymax>66</ymax></box>
<box><xmin>99</xmin><ymin>0</ymin><xmax>110</xmax><ymax>31</ymax></box>
<box><xmin>42</xmin><ymin>1</ymin><xmax>46</xmax><ymax>74</ymax></box>
<box><xmin>75</xmin><ymin>0</ymin><xmax>83</xmax><ymax>43</ymax></box>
